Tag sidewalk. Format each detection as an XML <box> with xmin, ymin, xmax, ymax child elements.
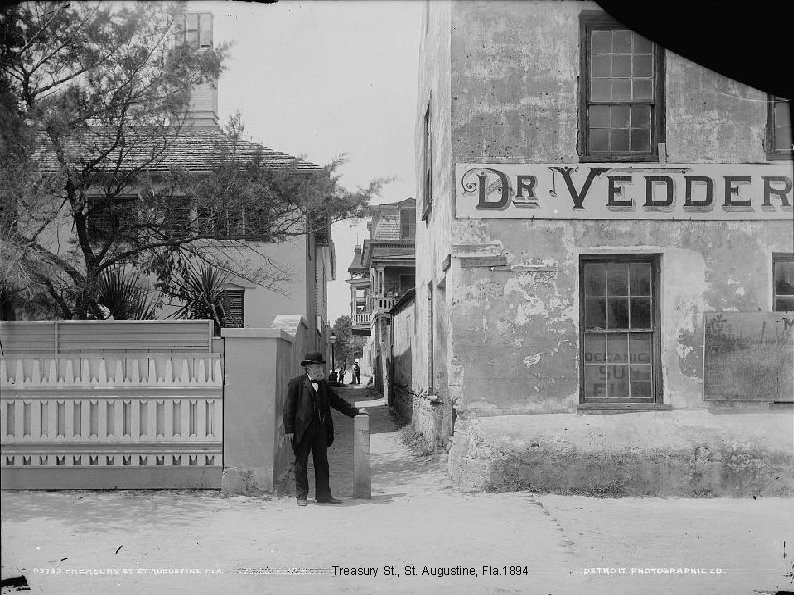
<box><xmin>2</xmin><ymin>378</ymin><xmax>792</xmax><ymax>594</ymax></box>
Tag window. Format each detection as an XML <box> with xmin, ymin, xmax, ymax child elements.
<box><xmin>421</xmin><ymin>102</ymin><xmax>433</xmax><ymax>221</ymax></box>
<box><xmin>399</xmin><ymin>274</ymin><xmax>415</xmax><ymax>291</ymax></box>
<box><xmin>767</xmin><ymin>97</ymin><xmax>793</xmax><ymax>160</ymax></box>
<box><xmin>774</xmin><ymin>255</ymin><xmax>794</xmax><ymax>311</ymax></box>
<box><xmin>184</xmin><ymin>13</ymin><xmax>213</xmax><ymax>49</ymax></box>
<box><xmin>580</xmin><ymin>256</ymin><xmax>661</xmax><ymax>403</ymax></box>
<box><xmin>196</xmin><ymin>205</ymin><xmax>271</xmax><ymax>240</ymax></box>
<box><xmin>221</xmin><ymin>289</ymin><xmax>244</xmax><ymax>328</ymax></box>
<box><xmin>400</xmin><ymin>208</ymin><xmax>416</xmax><ymax>239</ymax></box>
<box><xmin>579</xmin><ymin>13</ymin><xmax>664</xmax><ymax>161</ymax></box>
<box><xmin>87</xmin><ymin>196</ymin><xmax>137</xmax><ymax>243</ymax></box>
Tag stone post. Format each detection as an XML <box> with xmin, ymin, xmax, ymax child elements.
<box><xmin>221</xmin><ymin>328</ymin><xmax>292</xmax><ymax>494</ymax></box>
<box><xmin>353</xmin><ymin>414</ymin><xmax>371</xmax><ymax>498</ymax></box>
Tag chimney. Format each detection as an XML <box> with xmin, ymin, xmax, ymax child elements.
<box><xmin>183</xmin><ymin>12</ymin><xmax>219</xmax><ymax>128</ymax></box>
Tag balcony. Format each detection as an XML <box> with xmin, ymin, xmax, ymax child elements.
<box><xmin>369</xmin><ymin>295</ymin><xmax>398</xmax><ymax>313</ymax></box>
<box><xmin>354</xmin><ymin>312</ymin><xmax>371</xmax><ymax>326</ymax></box>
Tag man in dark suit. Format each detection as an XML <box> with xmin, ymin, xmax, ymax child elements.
<box><xmin>283</xmin><ymin>351</ymin><xmax>367</xmax><ymax>506</ymax></box>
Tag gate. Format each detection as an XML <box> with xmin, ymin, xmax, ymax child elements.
<box><xmin>0</xmin><ymin>321</ymin><xmax>224</xmax><ymax>489</ymax></box>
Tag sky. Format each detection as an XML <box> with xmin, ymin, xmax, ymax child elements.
<box><xmin>192</xmin><ymin>0</ymin><xmax>424</xmax><ymax>324</ymax></box>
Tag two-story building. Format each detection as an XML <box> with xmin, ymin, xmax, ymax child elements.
<box><xmin>411</xmin><ymin>1</ymin><xmax>793</xmax><ymax>495</ymax></box>
<box><xmin>346</xmin><ymin>198</ymin><xmax>416</xmax><ymax>387</ymax></box>
<box><xmin>9</xmin><ymin>11</ymin><xmax>335</xmax><ymax>353</ymax></box>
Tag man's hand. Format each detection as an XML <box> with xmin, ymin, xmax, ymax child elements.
<box><xmin>285</xmin><ymin>432</ymin><xmax>294</xmax><ymax>444</ymax></box>
<box><xmin>357</xmin><ymin>409</ymin><xmax>369</xmax><ymax>416</ymax></box>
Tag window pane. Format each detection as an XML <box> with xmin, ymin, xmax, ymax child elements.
<box><xmin>629</xmin><ymin>333</ymin><xmax>652</xmax><ymax>364</ymax></box>
<box><xmin>633</xmin><ymin>34</ymin><xmax>653</xmax><ymax>54</ymax></box>
<box><xmin>633</xmin><ymin>79</ymin><xmax>653</xmax><ymax>100</ymax></box>
<box><xmin>774</xmin><ymin>101</ymin><xmax>792</xmax><ymax>152</ymax></box>
<box><xmin>611</xmin><ymin>105</ymin><xmax>630</xmax><ymax>128</ymax></box>
<box><xmin>607</xmin><ymin>263</ymin><xmax>628</xmax><ymax>295</ymax></box>
<box><xmin>592</xmin><ymin>55</ymin><xmax>611</xmax><ymax>77</ymax></box>
<box><xmin>607</xmin><ymin>298</ymin><xmax>629</xmax><ymax>328</ymax></box>
<box><xmin>589</xmin><ymin>105</ymin><xmax>610</xmax><ymax>128</ymax></box>
<box><xmin>606</xmin><ymin>365</ymin><xmax>630</xmax><ymax>399</ymax></box>
<box><xmin>612</xmin><ymin>30</ymin><xmax>632</xmax><ymax>53</ymax></box>
<box><xmin>590</xmin><ymin>128</ymin><xmax>609</xmax><ymax>152</ymax></box>
<box><xmin>607</xmin><ymin>334</ymin><xmax>628</xmax><ymax>363</ymax></box>
<box><xmin>612</xmin><ymin>79</ymin><xmax>631</xmax><ymax>101</ymax></box>
<box><xmin>629</xmin><ymin>263</ymin><xmax>651</xmax><ymax>295</ymax></box>
<box><xmin>630</xmin><ymin>129</ymin><xmax>651</xmax><ymax>152</ymax></box>
<box><xmin>631</xmin><ymin>104</ymin><xmax>651</xmax><ymax>128</ymax></box>
<box><xmin>591</xmin><ymin>30</ymin><xmax>612</xmax><ymax>54</ymax></box>
<box><xmin>633</xmin><ymin>54</ymin><xmax>653</xmax><ymax>77</ymax></box>
<box><xmin>612</xmin><ymin>54</ymin><xmax>631</xmax><ymax>77</ymax></box>
<box><xmin>585</xmin><ymin>298</ymin><xmax>606</xmax><ymax>329</ymax></box>
<box><xmin>776</xmin><ymin>298</ymin><xmax>794</xmax><ymax>311</ymax></box>
<box><xmin>775</xmin><ymin>260</ymin><xmax>794</xmax><ymax>295</ymax></box>
<box><xmin>584</xmin><ymin>263</ymin><xmax>606</xmax><ymax>295</ymax></box>
<box><xmin>610</xmin><ymin>128</ymin><xmax>629</xmax><ymax>151</ymax></box>
<box><xmin>630</xmin><ymin>365</ymin><xmax>652</xmax><ymax>399</ymax></box>
<box><xmin>584</xmin><ymin>334</ymin><xmax>606</xmax><ymax>364</ymax></box>
<box><xmin>591</xmin><ymin>79</ymin><xmax>611</xmax><ymax>101</ymax></box>
<box><xmin>584</xmin><ymin>365</ymin><xmax>608</xmax><ymax>399</ymax></box>
<box><xmin>630</xmin><ymin>297</ymin><xmax>652</xmax><ymax>329</ymax></box>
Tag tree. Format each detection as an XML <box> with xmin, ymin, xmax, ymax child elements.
<box><xmin>0</xmin><ymin>2</ymin><xmax>383</xmax><ymax>320</ymax></box>
<box><xmin>331</xmin><ymin>315</ymin><xmax>365</xmax><ymax>367</ymax></box>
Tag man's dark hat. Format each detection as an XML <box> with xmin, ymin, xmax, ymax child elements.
<box><xmin>301</xmin><ymin>351</ymin><xmax>326</xmax><ymax>366</ymax></box>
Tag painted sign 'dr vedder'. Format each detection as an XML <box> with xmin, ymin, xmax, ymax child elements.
<box><xmin>456</xmin><ymin>164</ymin><xmax>793</xmax><ymax>220</ymax></box>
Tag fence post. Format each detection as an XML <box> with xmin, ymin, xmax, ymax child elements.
<box><xmin>353</xmin><ymin>414</ymin><xmax>371</xmax><ymax>499</ymax></box>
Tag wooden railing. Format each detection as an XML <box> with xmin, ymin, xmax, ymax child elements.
<box><xmin>354</xmin><ymin>312</ymin><xmax>371</xmax><ymax>326</ymax></box>
<box><xmin>0</xmin><ymin>353</ymin><xmax>223</xmax><ymax>488</ymax></box>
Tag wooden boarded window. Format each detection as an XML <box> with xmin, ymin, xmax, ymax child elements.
<box><xmin>400</xmin><ymin>208</ymin><xmax>416</xmax><ymax>239</ymax></box>
<box><xmin>221</xmin><ymin>289</ymin><xmax>244</xmax><ymax>328</ymax></box>
<box><xmin>580</xmin><ymin>255</ymin><xmax>661</xmax><ymax>403</ymax></box>
<box><xmin>767</xmin><ymin>97</ymin><xmax>793</xmax><ymax>160</ymax></box>
<box><xmin>421</xmin><ymin>103</ymin><xmax>433</xmax><ymax>221</ymax></box>
<box><xmin>579</xmin><ymin>12</ymin><xmax>664</xmax><ymax>161</ymax></box>
<box><xmin>773</xmin><ymin>254</ymin><xmax>794</xmax><ymax>311</ymax></box>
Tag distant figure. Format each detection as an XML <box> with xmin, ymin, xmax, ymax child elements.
<box><xmin>353</xmin><ymin>360</ymin><xmax>361</xmax><ymax>384</ymax></box>
<box><xmin>339</xmin><ymin>363</ymin><xmax>346</xmax><ymax>385</ymax></box>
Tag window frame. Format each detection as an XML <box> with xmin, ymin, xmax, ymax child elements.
<box><xmin>86</xmin><ymin>195</ymin><xmax>138</xmax><ymax>244</ymax></box>
<box><xmin>221</xmin><ymin>288</ymin><xmax>245</xmax><ymax>329</ymax></box>
<box><xmin>400</xmin><ymin>208</ymin><xmax>416</xmax><ymax>239</ymax></box>
<box><xmin>773</xmin><ymin>253</ymin><xmax>794</xmax><ymax>311</ymax></box>
<box><xmin>578</xmin><ymin>11</ymin><xmax>666</xmax><ymax>163</ymax></box>
<box><xmin>766</xmin><ymin>95</ymin><xmax>793</xmax><ymax>161</ymax></box>
<box><xmin>421</xmin><ymin>100</ymin><xmax>433</xmax><ymax>222</ymax></box>
<box><xmin>578</xmin><ymin>254</ymin><xmax>663</xmax><ymax>405</ymax></box>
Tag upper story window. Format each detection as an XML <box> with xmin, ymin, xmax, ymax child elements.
<box><xmin>400</xmin><ymin>208</ymin><xmax>416</xmax><ymax>239</ymax></box>
<box><xmin>579</xmin><ymin>12</ymin><xmax>664</xmax><ymax>162</ymax></box>
<box><xmin>773</xmin><ymin>254</ymin><xmax>794</xmax><ymax>311</ymax></box>
<box><xmin>767</xmin><ymin>97</ymin><xmax>793</xmax><ymax>160</ymax></box>
<box><xmin>87</xmin><ymin>196</ymin><xmax>137</xmax><ymax>243</ymax></box>
<box><xmin>181</xmin><ymin>13</ymin><xmax>213</xmax><ymax>49</ymax></box>
<box><xmin>421</xmin><ymin>102</ymin><xmax>433</xmax><ymax>221</ymax></box>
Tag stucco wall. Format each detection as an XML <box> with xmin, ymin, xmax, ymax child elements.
<box><xmin>390</xmin><ymin>300</ymin><xmax>415</xmax><ymax>420</ymax></box>
<box><xmin>427</xmin><ymin>0</ymin><xmax>794</xmax><ymax>415</ymax></box>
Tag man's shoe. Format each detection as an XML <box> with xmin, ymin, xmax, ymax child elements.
<box><xmin>317</xmin><ymin>497</ymin><xmax>342</xmax><ymax>504</ymax></box>
<box><xmin>297</xmin><ymin>497</ymin><xmax>308</xmax><ymax>507</ymax></box>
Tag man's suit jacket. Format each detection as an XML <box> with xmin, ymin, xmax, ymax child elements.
<box><xmin>283</xmin><ymin>374</ymin><xmax>359</xmax><ymax>447</ymax></box>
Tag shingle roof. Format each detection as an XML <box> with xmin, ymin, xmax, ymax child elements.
<box><xmin>33</xmin><ymin>125</ymin><xmax>322</xmax><ymax>173</ymax></box>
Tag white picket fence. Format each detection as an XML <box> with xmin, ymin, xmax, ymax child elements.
<box><xmin>1</xmin><ymin>353</ymin><xmax>224</xmax><ymax>488</ymax></box>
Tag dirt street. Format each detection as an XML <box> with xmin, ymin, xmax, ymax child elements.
<box><xmin>2</xmin><ymin>381</ymin><xmax>792</xmax><ymax>594</ymax></box>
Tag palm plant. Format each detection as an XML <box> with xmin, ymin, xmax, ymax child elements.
<box><xmin>168</xmin><ymin>262</ymin><xmax>235</xmax><ymax>335</ymax></box>
<box><xmin>97</xmin><ymin>268</ymin><xmax>158</xmax><ymax>320</ymax></box>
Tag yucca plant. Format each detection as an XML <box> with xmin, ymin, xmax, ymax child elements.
<box><xmin>97</xmin><ymin>268</ymin><xmax>158</xmax><ymax>320</ymax></box>
<box><xmin>169</xmin><ymin>262</ymin><xmax>232</xmax><ymax>335</ymax></box>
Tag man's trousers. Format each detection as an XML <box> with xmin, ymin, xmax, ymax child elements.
<box><xmin>293</xmin><ymin>419</ymin><xmax>332</xmax><ymax>501</ymax></box>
